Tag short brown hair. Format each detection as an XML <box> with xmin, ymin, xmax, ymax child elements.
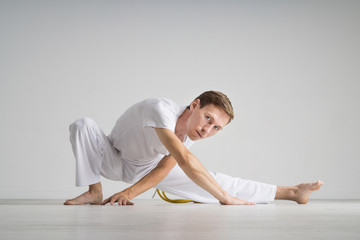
<box><xmin>187</xmin><ymin>90</ymin><xmax>234</xmax><ymax>124</ymax></box>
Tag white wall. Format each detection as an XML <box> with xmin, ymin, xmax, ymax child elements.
<box><xmin>1</xmin><ymin>0</ymin><xmax>359</xmax><ymax>200</ymax></box>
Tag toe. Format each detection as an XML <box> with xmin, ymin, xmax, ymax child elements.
<box><xmin>316</xmin><ymin>180</ymin><xmax>324</xmax><ymax>186</ymax></box>
<box><xmin>64</xmin><ymin>199</ymin><xmax>76</xmax><ymax>205</ymax></box>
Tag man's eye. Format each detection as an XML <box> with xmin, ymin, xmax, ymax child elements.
<box><xmin>206</xmin><ymin>116</ymin><xmax>211</xmax><ymax>120</ymax></box>
<box><xmin>214</xmin><ymin>126</ymin><xmax>219</xmax><ymax>130</ymax></box>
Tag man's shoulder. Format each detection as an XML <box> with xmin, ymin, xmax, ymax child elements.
<box><xmin>141</xmin><ymin>97</ymin><xmax>180</xmax><ymax>111</ymax></box>
<box><xmin>142</xmin><ymin>97</ymin><xmax>177</xmax><ymax>105</ymax></box>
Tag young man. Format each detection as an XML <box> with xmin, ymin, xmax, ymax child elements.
<box><xmin>64</xmin><ymin>91</ymin><xmax>323</xmax><ymax>205</ymax></box>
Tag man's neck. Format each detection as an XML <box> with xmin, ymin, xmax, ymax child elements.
<box><xmin>175</xmin><ymin>108</ymin><xmax>190</xmax><ymax>141</ymax></box>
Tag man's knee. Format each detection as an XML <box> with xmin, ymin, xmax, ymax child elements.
<box><xmin>69</xmin><ymin>117</ymin><xmax>96</xmax><ymax>133</ymax></box>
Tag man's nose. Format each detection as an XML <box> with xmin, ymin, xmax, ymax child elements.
<box><xmin>202</xmin><ymin>125</ymin><xmax>212</xmax><ymax>136</ymax></box>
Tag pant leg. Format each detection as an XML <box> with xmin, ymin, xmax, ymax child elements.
<box><xmin>155</xmin><ymin>165</ymin><xmax>277</xmax><ymax>204</ymax></box>
<box><xmin>69</xmin><ymin>117</ymin><xmax>123</xmax><ymax>187</ymax></box>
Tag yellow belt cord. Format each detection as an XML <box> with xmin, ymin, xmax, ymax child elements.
<box><xmin>155</xmin><ymin>189</ymin><xmax>200</xmax><ymax>204</ymax></box>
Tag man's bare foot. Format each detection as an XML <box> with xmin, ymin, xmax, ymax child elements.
<box><xmin>293</xmin><ymin>180</ymin><xmax>324</xmax><ymax>204</ymax></box>
<box><xmin>64</xmin><ymin>190</ymin><xmax>103</xmax><ymax>205</ymax></box>
<box><xmin>64</xmin><ymin>183</ymin><xmax>103</xmax><ymax>205</ymax></box>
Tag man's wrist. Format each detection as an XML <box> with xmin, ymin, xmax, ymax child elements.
<box><xmin>126</xmin><ymin>186</ymin><xmax>136</xmax><ymax>200</ymax></box>
<box><xmin>218</xmin><ymin>192</ymin><xmax>232</xmax><ymax>205</ymax></box>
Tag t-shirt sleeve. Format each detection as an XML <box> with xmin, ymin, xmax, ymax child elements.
<box><xmin>142</xmin><ymin>98</ymin><xmax>177</xmax><ymax>131</ymax></box>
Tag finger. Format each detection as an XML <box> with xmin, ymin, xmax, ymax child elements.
<box><xmin>118</xmin><ymin>200</ymin><xmax>134</xmax><ymax>206</ymax></box>
<box><xmin>110</xmin><ymin>197</ymin><xmax>117</xmax><ymax>205</ymax></box>
<box><xmin>101</xmin><ymin>197</ymin><xmax>111</xmax><ymax>205</ymax></box>
<box><xmin>238</xmin><ymin>200</ymin><xmax>255</xmax><ymax>205</ymax></box>
<box><xmin>110</xmin><ymin>197</ymin><xmax>120</xmax><ymax>205</ymax></box>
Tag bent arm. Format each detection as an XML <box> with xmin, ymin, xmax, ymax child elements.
<box><xmin>155</xmin><ymin>128</ymin><xmax>232</xmax><ymax>204</ymax></box>
<box><xmin>126</xmin><ymin>155</ymin><xmax>177</xmax><ymax>199</ymax></box>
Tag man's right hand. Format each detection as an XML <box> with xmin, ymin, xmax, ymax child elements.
<box><xmin>155</xmin><ymin>128</ymin><xmax>256</xmax><ymax>205</ymax></box>
<box><xmin>102</xmin><ymin>190</ymin><xmax>134</xmax><ymax>206</ymax></box>
<box><xmin>219</xmin><ymin>196</ymin><xmax>256</xmax><ymax>205</ymax></box>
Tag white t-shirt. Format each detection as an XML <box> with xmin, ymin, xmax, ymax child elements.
<box><xmin>109</xmin><ymin>98</ymin><xmax>193</xmax><ymax>164</ymax></box>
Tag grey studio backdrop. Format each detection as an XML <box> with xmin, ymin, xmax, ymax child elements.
<box><xmin>1</xmin><ymin>0</ymin><xmax>359</xmax><ymax>200</ymax></box>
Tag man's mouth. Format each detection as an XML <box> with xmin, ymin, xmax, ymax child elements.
<box><xmin>196</xmin><ymin>130</ymin><xmax>202</xmax><ymax>138</ymax></box>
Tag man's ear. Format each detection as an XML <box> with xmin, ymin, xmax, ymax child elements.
<box><xmin>190</xmin><ymin>99</ymin><xmax>200</xmax><ymax>110</ymax></box>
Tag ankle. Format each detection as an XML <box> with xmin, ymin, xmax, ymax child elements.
<box><xmin>276</xmin><ymin>186</ymin><xmax>297</xmax><ymax>201</ymax></box>
<box><xmin>89</xmin><ymin>183</ymin><xmax>102</xmax><ymax>194</ymax></box>
<box><xmin>288</xmin><ymin>187</ymin><xmax>297</xmax><ymax>201</ymax></box>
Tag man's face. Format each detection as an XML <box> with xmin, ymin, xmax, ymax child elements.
<box><xmin>186</xmin><ymin>100</ymin><xmax>230</xmax><ymax>141</ymax></box>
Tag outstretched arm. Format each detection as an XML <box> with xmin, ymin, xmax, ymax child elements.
<box><xmin>102</xmin><ymin>154</ymin><xmax>177</xmax><ymax>205</ymax></box>
<box><xmin>155</xmin><ymin>128</ymin><xmax>255</xmax><ymax>205</ymax></box>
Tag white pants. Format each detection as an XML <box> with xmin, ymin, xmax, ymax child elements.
<box><xmin>69</xmin><ymin>118</ymin><xmax>277</xmax><ymax>204</ymax></box>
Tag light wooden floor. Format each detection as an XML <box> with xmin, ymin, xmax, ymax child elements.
<box><xmin>0</xmin><ymin>199</ymin><xmax>359</xmax><ymax>240</ymax></box>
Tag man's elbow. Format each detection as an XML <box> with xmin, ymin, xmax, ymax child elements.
<box><xmin>176</xmin><ymin>152</ymin><xmax>196</xmax><ymax>171</ymax></box>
